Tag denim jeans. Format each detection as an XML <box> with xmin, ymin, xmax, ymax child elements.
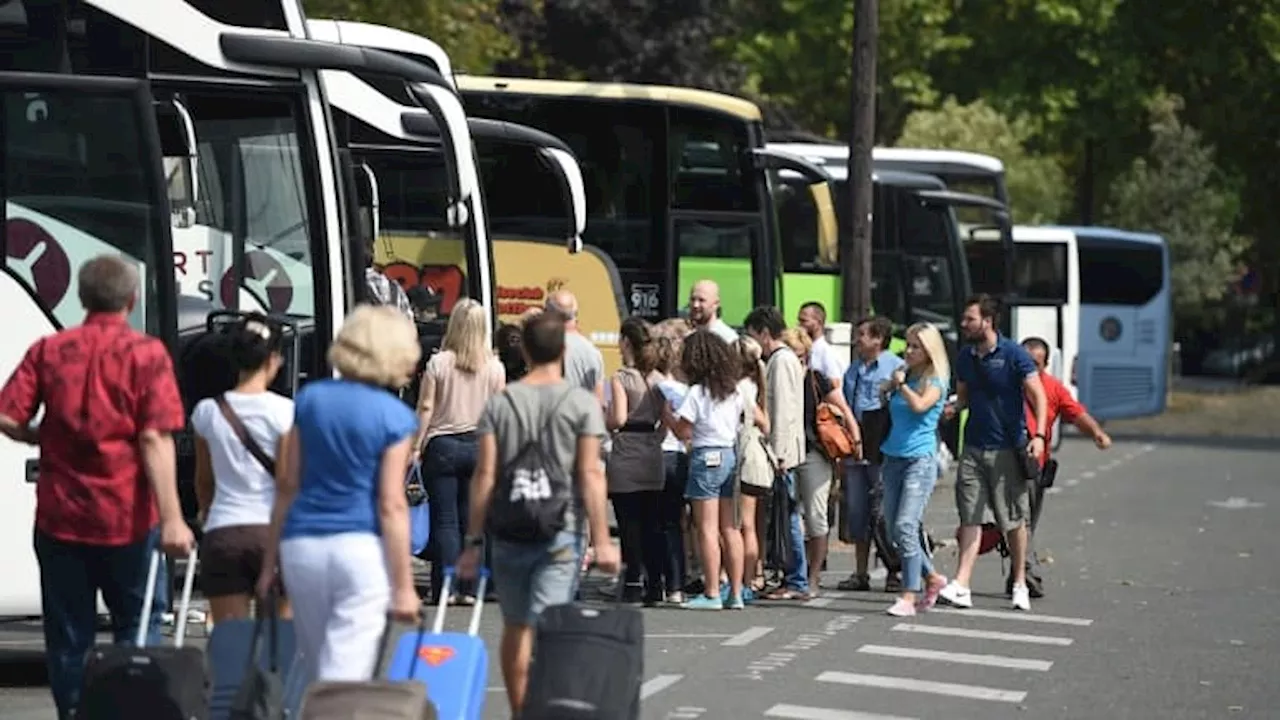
<box><xmin>424</xmin><ymin>431</ymin><xmax>480</xmax><ymax>598</ymax></box>
<box><xmin>35</xmin><ymin>527</ymin><xmax>167</xmax><ymax>720</ymax></box>
<box><xmin>783</xmin><ymin>470</ymin><xmax>809</xmax><ymax>593</ymax></box>
<box><xmin>841</xmin><ymin>460</ymin><xmax>883</xmax><ymax>543</ymax></box>
<box><xmin>881</xmin><ymin>454</ymin><xmax>939</xmax><ymax>592</ymax></box>
<box><xmin>660</xmin><ymin>451</ymin><xmax>688</xmax><ymax>592</ymax></box>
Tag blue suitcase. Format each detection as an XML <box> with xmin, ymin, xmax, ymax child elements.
<box><xmin>384</xmin><ymin>568</ymin><xmax>489</xmax><ymax>720</ymax></box>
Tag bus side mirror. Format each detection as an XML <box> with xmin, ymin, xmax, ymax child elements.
<box><xmin>0</xmin><ymin>0</ymin><xmax>27</xmax><ymax>29</ymax></box>
<box><xmin>155</xmin><ymin>100</ymin><xmax>200</xmax><ymax>229</ymax></box>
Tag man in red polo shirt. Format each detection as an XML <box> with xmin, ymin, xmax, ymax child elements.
<box><xmin>1014</xmin><ymin>336</ymin><xmax>1111</xmax><ymax>598</ymax></box>
<box><xmin>0</xmin><ymin>255</ymin><xmax>193</xmax><ymax>720</ymax></box>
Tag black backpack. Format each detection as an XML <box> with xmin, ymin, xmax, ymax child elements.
<box><xmin>487</xmin><ymin>390</ymin><xmax>574</xmax><ymax>543</ymax></box>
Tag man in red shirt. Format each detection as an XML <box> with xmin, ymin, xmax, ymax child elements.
<box><xmin>1014</xmin><ymin>337</ymin><xmax>1111</xmax><ymax>598</ymax></box>
<box><xmin>0</xmin><ymin>255</ymin><xmax>193</xmax><ymax>720</ymax></box>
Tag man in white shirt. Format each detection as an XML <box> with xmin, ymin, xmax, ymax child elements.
<box><xmin>798</xmin><ymin>301</ymin><xmax>848</xmax><ymax>393</ymax></box>
<box><xmin>687</xmin><ymin>280</ymin><xmax>739</xmax><ymax>344</ymax></box>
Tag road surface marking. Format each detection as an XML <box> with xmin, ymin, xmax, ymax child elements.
<box><xmin>804</xmin><ymin>597</ymin><xmax>834</xmax><ymax>607</ymax></box>
<box><xmin>929</xmin><ymin>607</ymin><xmax>1094</xmax><ymax>626</ymax></box>
<box><xmin>892</xmin><ymin>623</ymin><xmax>1074</xmax><ymax>646</ymax></box>
<box><xmin>722</xmin><ymin>626</ymin><xmax>774</xmax><ymax>646</ymax></box>
<box><xmin>647</xmin><ymin>633</ymin><xmax>732</xmax><ymax>639</ymax></box>
<box><xmin>1064</xmin><ymin>477</ymin><xmax>1081</xmax><ymax>487</ymax></box>
<box><xmin>817</xmin><ymin>671</ymin><xmax>1027</xmax><ymax>703</ymax></box>
<box><xmin>666</xmin><ymin>707</ymin><xmax>707</xmax><ymax>719</ymax></box>
<box><xmin>641</xmin><ymin>674</ymin><xmax>683</xmax><ymax>699</ymax></box>
<box><xmin>858</xmin><ymin>644</ymin><xmax>1053</xmax><ymax>671</ymax></box>
<box><xmin>765</xmin><ymin>704</ymin><xmax>917</xmax><ymax>720</ymax></box>
<box><xmin>1081</xmin><ymin>471</ymin><xmax>1097</xmax><ymax>479</ymax></box>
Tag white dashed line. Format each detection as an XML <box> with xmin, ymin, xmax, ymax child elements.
<box><xmin>892</xmin><ymin>623</ymin><xmax>1074</xmax><ymax>646</ymax></box>
<box><xmin>765</xmin><ymin>704</ymin><xmax>917</xmax><ymax>720</ymax></box>
<box><xmin>722</xmin><ymin>626</ymin><xmax>775</xmax><ymax>646</ymax></box>
<box><xmin>816</xmin><ymin>671</ymin><xmax>1028</xmax><ymax>703</ymax></box>
<box><xmin>928</xmin><ymin>607</ymin><xmax>1094</xmax><ymax>626</ymax></box>
<box><xmin>641</xmin><ymin>674</ymin><xmax>684</xmax><ymax>699</ymax></box>
<box><xmin>858</xmin><ymin>644</ymin><xmax>1054</xmax><ymax>671</ymax></box>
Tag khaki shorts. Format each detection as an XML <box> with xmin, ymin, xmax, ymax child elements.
<box><xmin>955</xmin><ymin>448</ymin><xmax>1029</xmax><ymax>532</ymax></box>
<box><xmin>795</xmin><ymin>449</ymin><xmax>834</xmax><ymax>540</ymax></box>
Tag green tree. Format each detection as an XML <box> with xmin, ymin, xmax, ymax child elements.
<box><xmin>497</xmin><ymin>0</ymin><xmax>743</xmax><ymax>90</ymax></box>
<box><xmin>896</xmin><ymin>98</ymin><xmax>1070</xmax><ymax>224</ymax></box>
<box><xmin>730</xmin><ymin>0</ymin><xmax>968</xmax><ymax>139</ymax></box>
<box><xmin>1101</xmin><ymin>94</ymin><xmax>1251</xmax><ymax>330</ymax></box>
<box><xmin>303</xmin><ymin>0</ymin><xmax>516</xmax><ymax>73</ymax></box>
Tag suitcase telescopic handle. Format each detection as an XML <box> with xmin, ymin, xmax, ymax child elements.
<box><xmin>432</xmin><ymin>566</ymin><xmax>490</xmax><ymax>636</ymax></box>
<box><xmin>137</xmin><ymin>547</ymin><xmax>199</xmax><ymax>648</ymax></box>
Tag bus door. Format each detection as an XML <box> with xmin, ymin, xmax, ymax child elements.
<box><xmin>0</xmin><ymin>73</ymin><xmax>175</xmax><ymax>616</ymax></box>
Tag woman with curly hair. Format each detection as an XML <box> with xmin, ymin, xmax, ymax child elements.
<box><xmin>651</xmin><ymin>318</ymin><xmax>693</xmax><ymax>602</ymax></box>
<box><xmin>663</xmin><ymin>331</ymin><xmax>755</xmax><ymax>610</ymax></box>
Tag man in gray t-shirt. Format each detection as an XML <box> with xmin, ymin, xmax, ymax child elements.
<box><xmin>458</xmin><ymin>312</ymin><xmax>618</xmax><ymax>719</ymax></box>
<box><xmin>545</xmin><ymin>290</ymin><xmax>605</xmax><ymax>406</ymax></box>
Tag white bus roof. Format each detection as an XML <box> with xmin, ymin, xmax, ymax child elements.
<box><xmin>307</xmin><ymin>19</ymin><xmax>456</xmax><ymax>89</ymax></box>
<box><xmin>766</xmin><ymin>143</ymin><xmax>1006</xmax><ymax>175</ymax></box>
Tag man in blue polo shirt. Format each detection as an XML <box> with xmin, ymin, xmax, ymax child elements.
<box><xmin>938</xmin><ymin>294</ymin><xmax>1048</xmax><ymax>611</ymax></box>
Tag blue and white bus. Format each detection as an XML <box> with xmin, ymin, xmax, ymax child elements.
<box><xmin>1060</xmin><ymin>226</ymin><xmax>1171</xmax><ymax>420</ymax></box>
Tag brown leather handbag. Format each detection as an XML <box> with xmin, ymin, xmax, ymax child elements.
<box><xmin>811</xmin><ymin>372</ymin><xmax>858</xmax><ymax>461</ymax></box>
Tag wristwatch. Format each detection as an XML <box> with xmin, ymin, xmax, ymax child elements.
<box><xmin>463</xmin><ymin>534</ymin><xmax>485</xmax><ymax>548</ymax></box>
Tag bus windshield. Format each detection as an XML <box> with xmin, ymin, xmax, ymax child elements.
<box><xmin>475</xmin><ymin>139</ymin><xmax>572</xmax><ymax>241</ymax></box>
<box><xmin>3</xmin><ymin>85</ymin><xmax>163</xmax><ymax>333</ymax></box>
<box><xmin>172</xmin><ymin>92</ymin><xmax>319</xmax><ymax>323</ymax></box>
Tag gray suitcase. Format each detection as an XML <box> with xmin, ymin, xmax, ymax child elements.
<box><xmin>296</xmin><ymin>620</ymin><xmax>438</xmax><ymax>720</ymax></box>
<box><xmin>298</xmin><ymin>680</ymin><xmax>436</xmax><ymax>719</ymax></box>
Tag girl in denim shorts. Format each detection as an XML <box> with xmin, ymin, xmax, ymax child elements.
<box><xmin>662</xmin><ymin>331</ymin><xmax>753</xmax><ymax>611</ymax></box>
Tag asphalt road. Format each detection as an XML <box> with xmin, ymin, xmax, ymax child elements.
<box><xmin>2</xmin><ymin>434</ymin><xmax>1277</xmax><ymax>719</ymax></box>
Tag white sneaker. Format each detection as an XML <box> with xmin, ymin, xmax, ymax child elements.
<box><xmin>1011</xmin><ymin>583</ymin><xmax>1031</xmax><ymax>611</ymax></box>
<box><xmin>938</xmin><ymin>581</ymin><xmax>973</xmax><ymax>609</ymax></box>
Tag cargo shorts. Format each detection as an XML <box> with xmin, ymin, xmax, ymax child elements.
<box><xmin>955</xmin><ymin>448</ymin><xmax>1030</xmax><ymax>532</ymax></box>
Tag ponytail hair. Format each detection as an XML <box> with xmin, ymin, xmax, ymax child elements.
<box><xmin>228</xmin><ymin>313</ymin><xmax>284</xmax><ymax>374</ymax></box>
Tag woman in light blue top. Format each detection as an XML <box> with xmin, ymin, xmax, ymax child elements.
<box><xmin>878</xmin><ymin>322</ymin><xmax>950</xmax><ymax>617</ymax></box>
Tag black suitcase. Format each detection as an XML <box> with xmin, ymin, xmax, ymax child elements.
<box><xmin>520</xmin><ymin>589</ymin><xmax>644</xmax><ymax>720</ymax></box>
<box><xmin>79</xmin><ymin>548</ymin><xmax>208</xmax><ymax>720</ymax></box>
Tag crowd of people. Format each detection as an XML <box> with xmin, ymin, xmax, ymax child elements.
<box><xmin>0</xmin><ymin>253</ymin><xmax>1113</xmax><ymax>720</ymax></box>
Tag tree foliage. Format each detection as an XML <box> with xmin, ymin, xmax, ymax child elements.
<box><xmin>1102</xmin><ymin>94</ymin><xmax>1251</xmax><ymax>329</ymax></box>
<box><xmin>496</xmin><ymin>0</ymin><xmax>744</xmax><ymax>91</ymax></box>
<box><xmin>896</xmin><ymin>98</ymin><xmax>1070</xmax><ymax>224</ymax></box>
<box><xmin>303</xmin><ymin>0</ymin><xmax>516</xmax><ymax>73</ymax></box>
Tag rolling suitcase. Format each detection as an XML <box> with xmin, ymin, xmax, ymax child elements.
<box><xmin>384</xmin><ymin>568</ymin><xmax>489</xmax><ymax>720</ymax></box>
<box><xmin>297</xmin><ymin>611</ymin><xmax>439</xmax><ymax>720</ymax></box>
<box><xmin>79</xmin><ymin>548</ymin><xmax>208</xmax><ymax>720</ymax></box>
<box><xmin>207</xmin><ymin>591</ymin><xmax>301</xmax><ymax>720</ymax></box>
<box><xmin>520</xmin><ymin>572</ymin><xmax>644</xmax><ymax>720</ymax></box>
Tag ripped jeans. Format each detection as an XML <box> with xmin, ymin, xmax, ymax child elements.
<box><xmin>881</xmin><ymin>454</ymin><xmax>939</xmax><ymax>593</ymax></box>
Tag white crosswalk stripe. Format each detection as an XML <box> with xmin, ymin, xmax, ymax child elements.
<box><xmin>758</xmin><ymin>595</ymin><xmax>1095</xmax><ymax>718</ymax></box>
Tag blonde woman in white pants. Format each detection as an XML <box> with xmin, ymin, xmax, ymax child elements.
<box><xmin>258</xmin><ymin>306</ymin><xmax>422</xmax><ymax>682</ymax></box>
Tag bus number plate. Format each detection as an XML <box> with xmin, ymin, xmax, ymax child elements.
<box><xmin>630</xmin><ymin>284</ymin><xmax>661</xmax><ymax>318</ymax></box>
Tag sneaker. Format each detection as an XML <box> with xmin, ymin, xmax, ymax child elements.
<box><xmin>741</xmin><ymin>587</ymin><xmax>757</xmax><ymax>605</ymax></box>
<box><xmin>938</xmin><ymin>581</ymin><xmax>973</xmax><ymax>609</ymax></box>
<box><xmin>1011</xmin><ymin>583</ymin><xmax>1031</xmax><ymax>611</ymax></box>
<box><xmin>682</xmin><ymin>594</ymin><xmax>724</xmax><ymax>611</ymax></box>
<box><xmin>886</xmin><ymin>597</ymin><xmax>916</xmax><ymax>617</ymax></box>
<box><xmin>836</xmin><ymin>573</ymin><xmax>871</xmax><ymax>591</ymax></box>
<box><xmin>727</xmin><ymin>593</ymin><xmax>746</xmax><ymax>610</ymax></box>
<box><xmin>917</xmin><ymin>576</ymin><xmax>947</xmax><ymax>612</ymax></box>
<box><xmin>665</xmin><ymin>591</ymin><xmax>686</xmax><ymax>605</ymax></box>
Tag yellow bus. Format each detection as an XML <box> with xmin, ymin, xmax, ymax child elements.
<box><xmin>457</xmin><ymin>77</ymin><xmax>836</xmax><ymax>371</ymax></box>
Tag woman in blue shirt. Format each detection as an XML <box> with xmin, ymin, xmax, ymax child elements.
<box><xmin>257</xmin><ymin>305</ymin><xmax>422</xmax><ymax>683</ymax></box>
<box><xmin>878</xmin><ymin>322</ymin><xmax>950</xmax><ymax>617</ymax></box>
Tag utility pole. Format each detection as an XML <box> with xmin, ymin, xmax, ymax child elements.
<box><xmin>842</xmin><ymin>0</ymin><xmax>877</xmax><ymax>323</ymax></box>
